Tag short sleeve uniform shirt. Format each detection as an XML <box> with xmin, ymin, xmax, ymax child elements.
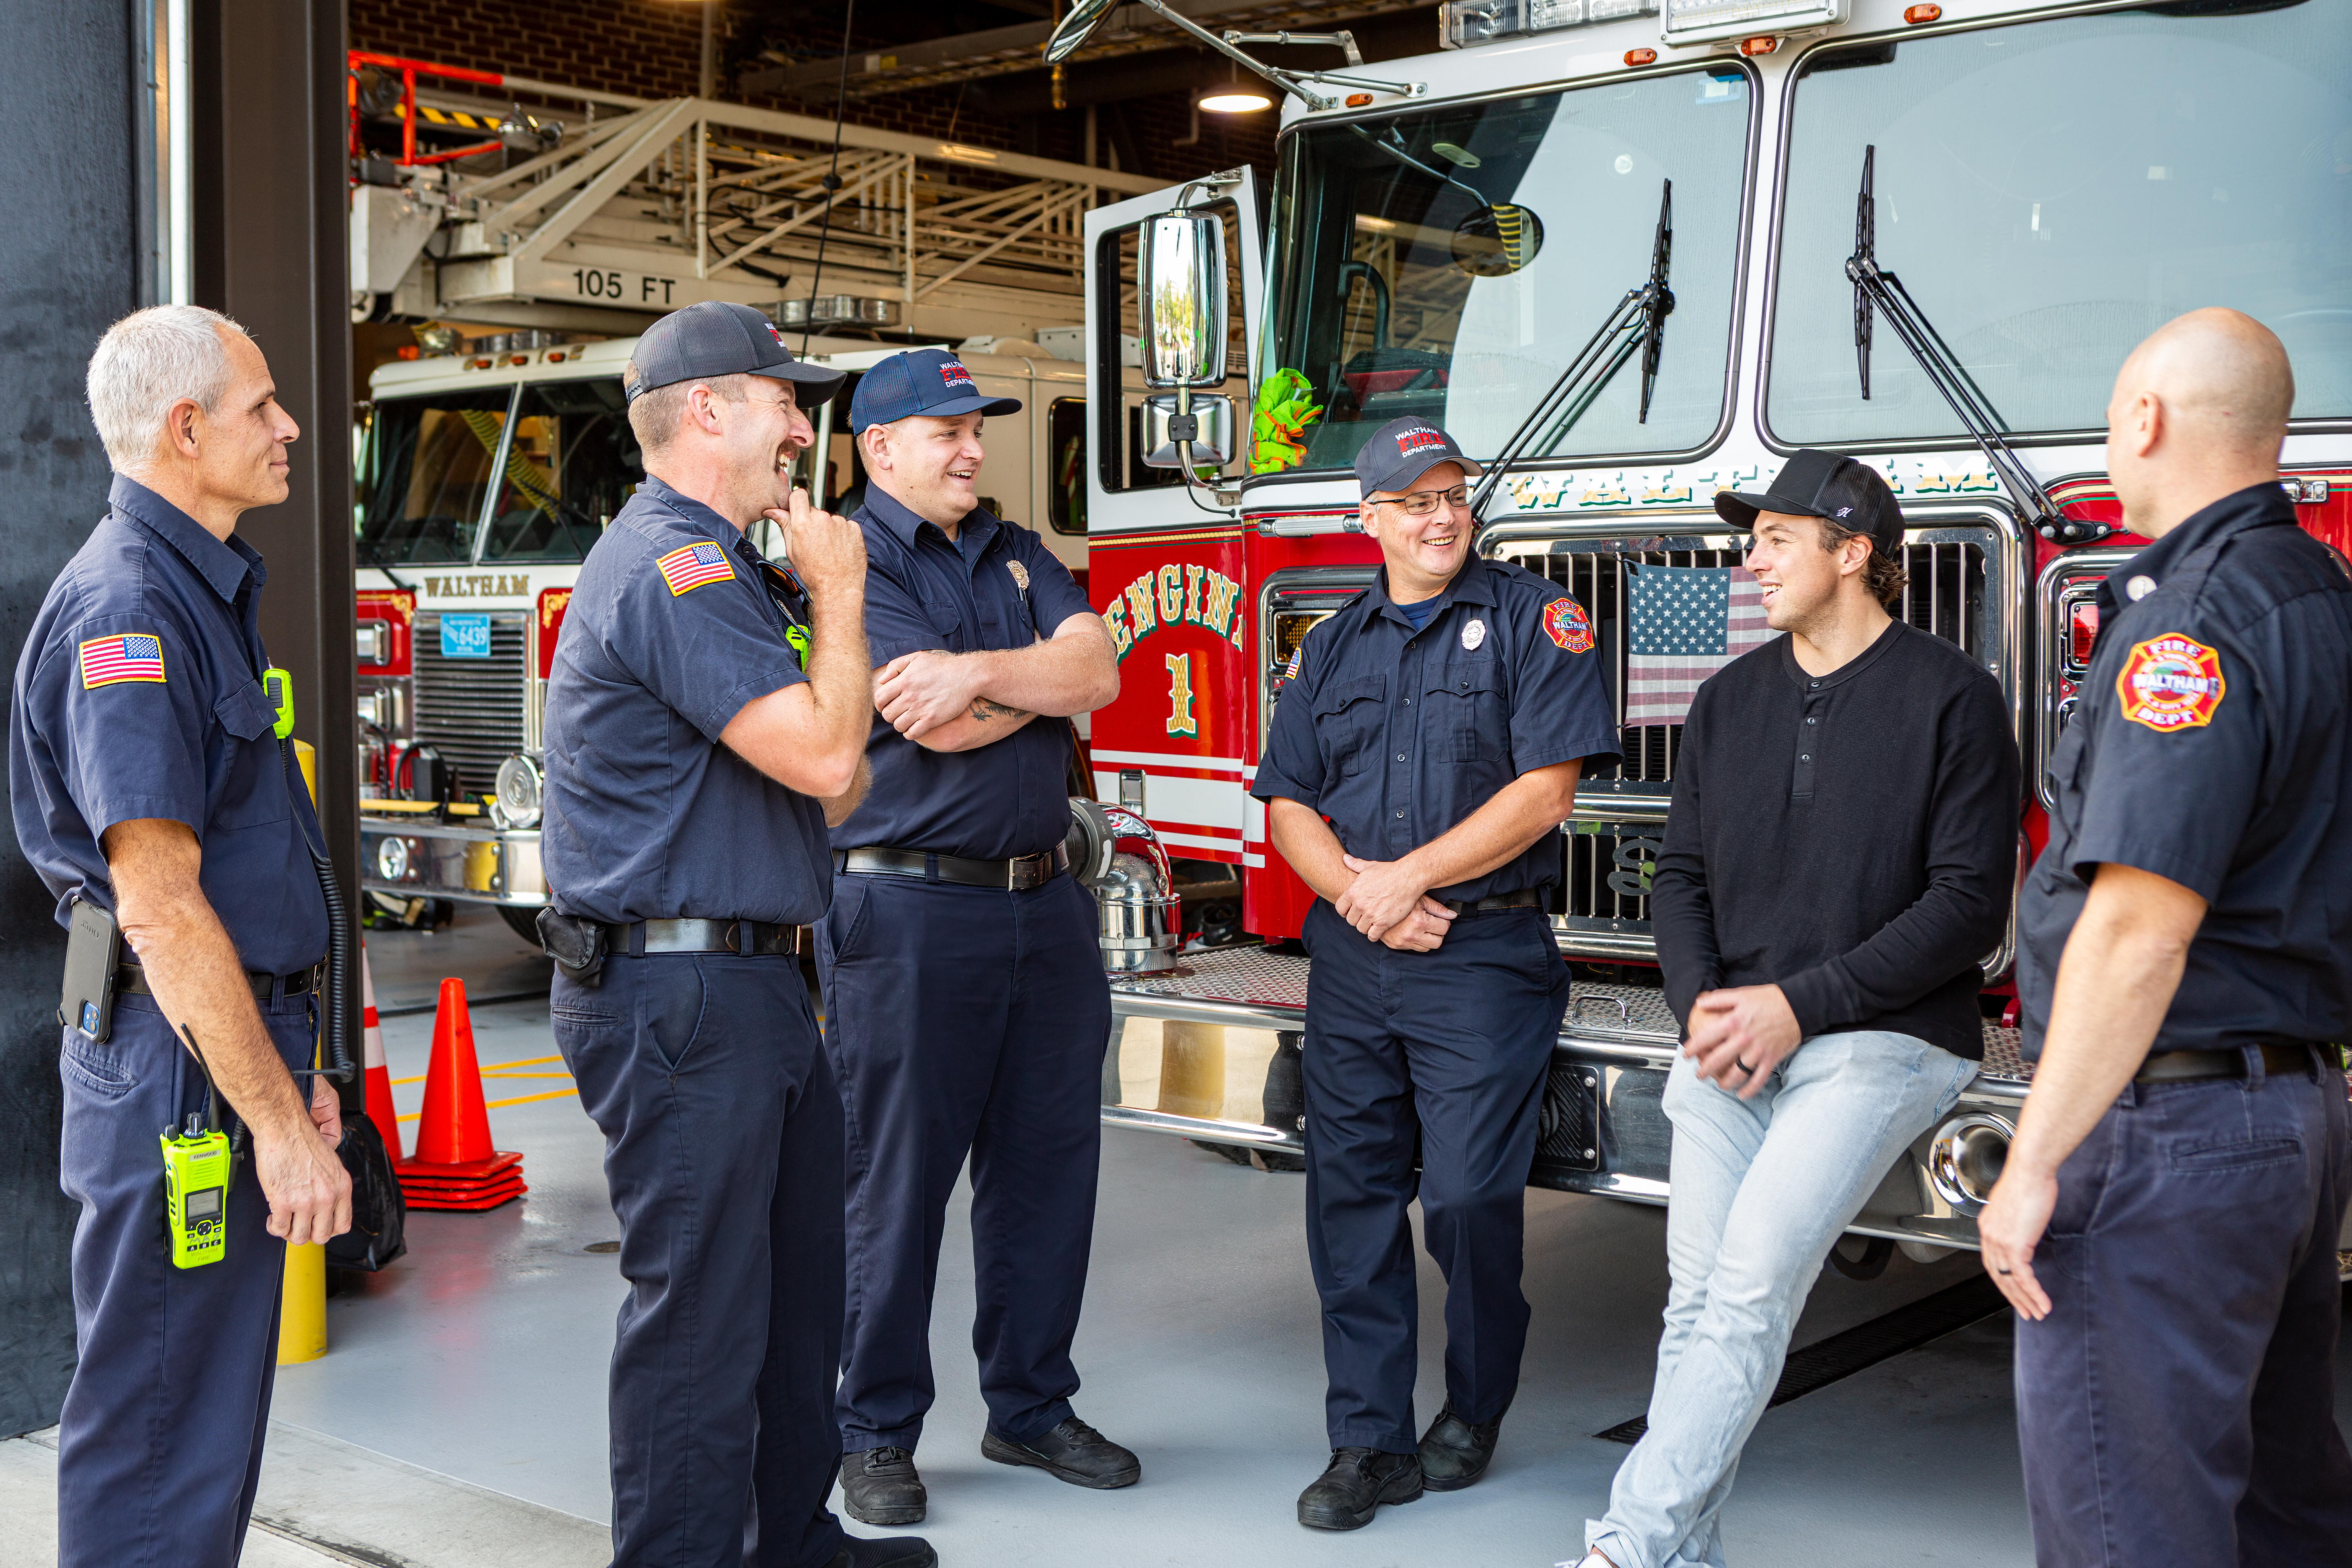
<box><xmin>829</xmin><ymin>486</ymin><xmax>1094</xmax><ymax>860</ymax></box>
<box><xmin>2018</xmin><ymin>482</ymin><xmax>2352</xmax><ymax>1059</ymax></box>
<box><xmin>9</xmin><ymin>476</ymin><xmax>328</xmax><ymax>974</ymax></box>
<box><xmin>540</xmin><ymin>474</ymin><xmax>831</xmax><ymax>925</ymax></box>
<box><xmin>1250</xmin><ymin>555</ymin><xmax>1621</xmax><ymax>901</ymax></box>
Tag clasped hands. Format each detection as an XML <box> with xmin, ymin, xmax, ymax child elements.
<box><xmin>1334</xmin><ymin>853</ymin><xmax>1455</xmax><ymax>952</ymax></box>
<box><xmin>1682</xmin><ymin>983</ymin><xmax>1802</xmax><ymax>1098</ymax></box>
<box><xmin>874</xmin><ymin>650</ymin><xmax>976</xmax><ymax>739</ymax></box>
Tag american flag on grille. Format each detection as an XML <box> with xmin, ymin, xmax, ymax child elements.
<box><xmin>1625</xmin><ymin>565</ymin><xmax>1779</xmax><ymax>727</ymax></box>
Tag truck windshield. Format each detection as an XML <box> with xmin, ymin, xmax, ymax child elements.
<box><xmin>1263</xmin><ymin>65</ymin><xmax>1751</xmax><ymax>472</ymax></box>
<box><xmin>355</xmin><ymin>389</ymin><xmax>512</xmax><ymax>565</ymax></box>
<box><xmin>1770</xmin><ymin>3</ymin><xmax>2352</xmax><ymax>446</ymax></box>
<box><xmin>481</xmin><ymin>379</ymin><xmax>640</xmax><ymax>562</ymax></box>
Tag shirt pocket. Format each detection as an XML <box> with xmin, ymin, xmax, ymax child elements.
<box><xmin>209</xmin><ymin>677</ymin><xmax>293</xmax><ymax>830</ymax></box>
<box><xmin>1312</xmin><ymin>675</ymin><xmax>1387</xmax><ymax>777</ymax></box>
<box><xmin>1426</xmin><ymin>657</ymin><xmax>1506</xmax><ymax>764</ymax></box>
<box><xmin>922</xmin><ymin>599</ymin><xmax>967</xmax><ymax>654</ymax></box>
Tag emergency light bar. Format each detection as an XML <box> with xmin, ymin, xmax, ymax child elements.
<box><xmin>1440</xmin><ymin>0</ymin><xmax>1656</xmax><ymax>51</ymax></box>
<box><xmin>1660</xmin><ymin>0</ymin><xmax>1846</xmax><ymax>46</ymax></box>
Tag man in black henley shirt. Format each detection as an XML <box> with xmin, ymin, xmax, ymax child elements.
<box><xmin>1574</xmin><ymin>450</ymin><xmax>2017</xmax><ymax>1568</ymax></box>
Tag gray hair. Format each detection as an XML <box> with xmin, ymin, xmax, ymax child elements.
<box><xmin>626</xmin><ymin>365</ymin><xmax>752</xmax><ymax>457</ymax></box>
<box><xmin>86</xmin><ymin>304</ymin><xmax>249</xmax><ymax>475</ymax></box>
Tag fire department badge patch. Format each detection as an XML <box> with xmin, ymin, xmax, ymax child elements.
<box><xmin>1461</xmin><ymin>618</ymin><xmax>1486</xmax><ymax>651</ymax></box>
<box><xmin>2116</xmin><ymin>632</ymin><xmax>2225</xmax><ymax>732</ymax></box>
<box><xmin>1007</xmin><ymin>559</ymin><xmax>1030</xmax><ymax>592</ymax></box>
<box><xmin>1543</xmin><ymin>597</ymin><xmax>1594</xmax><ymax>653</ymax></box>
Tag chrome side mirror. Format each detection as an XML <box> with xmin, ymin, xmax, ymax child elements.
<box><xmin>1139</xmin><ymin>212</ymin><xmax>1228</xmax><ymax>391</ymax></box>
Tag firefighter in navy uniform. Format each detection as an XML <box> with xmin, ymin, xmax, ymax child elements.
<box><xmin>9</xmin><ymin>305</ymin><xmax>348</xmax><ymax>1568</ymax></box>
<box><xmin>1252</xmin><ymin>418</ymin><xmax>1621</xmax><ymax>1531</ymax></box>
<box><xmin>822</xmin><ymin>349</ymin><xmax>1127</xmax><ymax>1528</ymax></box>
<box><xmin>1980</xmin><ymin>309</ymin><xmax>2352</xmax><ymax>1564</ymax></box>
<box><xmin>537</xmin><ymin>302</ymin><xmax>932</xmax><ymax>1568</ymax></box>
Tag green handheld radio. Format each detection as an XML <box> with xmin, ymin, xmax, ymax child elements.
<box><xmin>161</xmin><ymin>1025</ymin><xmax>232</xmax><ymax>1269</ymax></box>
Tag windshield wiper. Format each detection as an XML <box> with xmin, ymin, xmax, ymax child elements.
<box><xmin>1847</xmin><ymin>145</ymin><xmax>2104</xmax><ymax>544</ymax></box>
<box><xmin>1470</xmin><ymin>178</ymin><xmax>1674</xmax><ymax>521</ymax></box>
<box><xmin>355</xmin><ymin>537</ymin><xmax>414</xmax><ymax>594</ymax></box>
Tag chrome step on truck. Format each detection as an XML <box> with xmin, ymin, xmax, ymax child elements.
<box><xmin>1103</xmin><ymin>946</ymin><xmax>2031</xmax><ymax>1258</ymax></box>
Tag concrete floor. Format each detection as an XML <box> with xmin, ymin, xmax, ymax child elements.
<box><xmin>245</xmin><ymin>909</ymin><xmax>2347</xmax><ymax>1567</ymax></box>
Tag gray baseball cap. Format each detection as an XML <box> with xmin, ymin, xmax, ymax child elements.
<box><xmin>623</xmin><ymin>301</ymin><xmax>845</xmax><ymax>407</ymax></box>
<box><xmin>1354</xmin><ymin>416</ymin><xmax>1483</xmax><ymax>499</ymax></box>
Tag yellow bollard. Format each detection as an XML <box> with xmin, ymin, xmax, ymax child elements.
<box><xmin>278</xmin><ymin>1242</ymin><xmax>327</xmax><ymax>1363</ymax></box>
<box><xmin>1157</xmin><ymin>1022</ymin><xmax>1227</xmax><ymax>1120</ymax></box>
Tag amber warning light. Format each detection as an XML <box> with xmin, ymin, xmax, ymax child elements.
<box><xmin>1905</xmin><ymin>4</ymin><xmax>1943</xmax><ymax>21</ymax></box>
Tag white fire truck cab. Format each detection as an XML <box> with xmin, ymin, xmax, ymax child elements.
<box><xmin>1067</xmin><ymin>0</ymin><xmax>2352</xmax><ymax>1264</ymax></box>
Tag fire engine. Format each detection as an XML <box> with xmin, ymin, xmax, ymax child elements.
<box><xmin>1058</xmin><ymin>0</ymin><xmax>2352</xmax><ymax>1264</ymax></box>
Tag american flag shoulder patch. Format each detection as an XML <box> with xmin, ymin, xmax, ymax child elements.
<box><xmin>656</xmin><ymin>541</ymin><xmax>736</xmax><ymax>596</ymax></box>
<box><xmin>78</xmin><ymin>633</ymin><xmax>167</xmax><ymax>688</ymax></box>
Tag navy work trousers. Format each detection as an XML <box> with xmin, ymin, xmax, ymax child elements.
<box><xmin>817</xmin><ymin>871</ymin><xmax>1110</xmax><ymax>1453</ymax></box>
<box><xmin>2015</xmin><ymin>1049</ymin><xmax>2352</xmax><ymax>1566</ymax></box>
<box><xmin>55</xmin><ymin>987</ymin><xmax>313</xmax><ymax>1568</ymax></box>
<box><xmin>1299</xmin><ymin>899</ymin><xmax>1571</xmax><ymax>1453</ymax></box>
<box><xmin>554</xmin><ymin>953</ymin><xmax>847</xmax><ymax>1568</ymax></box>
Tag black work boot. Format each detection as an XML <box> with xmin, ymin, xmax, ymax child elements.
<box><xmin>840</xmin><ymin>1446</ymin><xmax>927</xmax><ymax>1526</ymax></box>
<box><xmin>1417</xmin><ymin>1402</ymin><xmax>1503</xmax><ymax>1492</ymax></box>
<box><xmin>1296</xmin><ymin>1447</ymin><xmax>1423</xmax><ymax>1530</ymax></box>
<box><xmin>981</xmin><ymin>1414</ymin><xmax>1142</xmax><ymax>1489</ymax></box>
<box><xmin>826</xmin><ymin>1536</ymin><xmax>938</xmax><ymax>1568</ymax></box>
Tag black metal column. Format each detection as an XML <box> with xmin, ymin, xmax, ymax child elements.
<box><xmin>192</xmin><ymin>0</ymin><xmax>362</xmax><ymax>1110</ymax></box>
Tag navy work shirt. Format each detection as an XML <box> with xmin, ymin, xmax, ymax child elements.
<box><xmin>1251</xmin><ymin>555</ymin><xmax>1621</xmax><ymax>901</ymax></box>
<box><xmin>541</xmin><ymin>474</ymin><xmax>831</xmax><ymax>925</ymax></box>
<box><xmin>829</xmin><ymin>486</ymin><xmax>1094</xmax><ymax>860</ymax></box>
<box><xmin>2019</xmin><ymin>482</ymin><xmax>2352</xmax><ymax>1060</ymax></box>
<box><xmin>10</xmin><ymin>475</ymin><xmax>328</xmax><ymax>976</ymax></box>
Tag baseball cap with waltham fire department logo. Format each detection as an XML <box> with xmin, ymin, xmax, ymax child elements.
<box><xmin>1713</xmin><ymin>448</ymin><xmax>1904</xmax><ymax>562</ymax></box>
<box><xmin>1353</xmin><ymin>416</ymin><xmax>1484</xmax><ymax>499</ymax></box>
<box><xmin>622</xmin><ymin>301</ymin><xmax>845</xmax><ymax>406</ymax></box>
<box><xmin>848</xmin><ymin>347</ymin><xmax>1023</xmax><ymax>433</ymax></box>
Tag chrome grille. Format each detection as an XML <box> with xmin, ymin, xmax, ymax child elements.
<box><xmin>1496</xmin><ymin>531</ymin><xmax>1993</xmax><ymax>949</ymax></box>
<box><xmin>412</xmin><ymin>611</ymin><xmax>528</xmax><ymax>797</ymax></box>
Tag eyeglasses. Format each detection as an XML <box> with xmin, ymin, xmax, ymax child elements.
<box><xmin>1370</xmin><ymin>484</ymin><xmax>1470</xmax><ymax>517</ymax></box>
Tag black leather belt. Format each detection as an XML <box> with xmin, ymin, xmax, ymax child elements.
<box><xmin>117</xmin><ymin>959</ymin><xmax>323</xmax><ymax>1003</ymax></box>
<box><xmin>599</xmin><ymin>919</ymin><xmax>809</xmax><ymax>957</ymax></box>
<box><xmin>1441</xmin><ymin>888</ymin><xmax>1544</xmax><ymax>915</ymax></box>
<box><xmin>836</xmin><ymin>843</ymin><xmax>1069</xmax><ymax>892</ymax></box>
<box><xmin>2135</xmin><ymin>1042</ymin><xmax>2330</xmax><ymax>1084</ymax></box>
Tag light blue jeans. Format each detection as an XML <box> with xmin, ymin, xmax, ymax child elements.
<box><xmin>1585</xmin><ymin>1030</ymin><xmax>1977</xmax><ymax>1568</ymax></box>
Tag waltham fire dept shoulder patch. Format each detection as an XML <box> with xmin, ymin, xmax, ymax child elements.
<box><xmin>79</xmin><ymin>633</ymin><xmax>166</xmax><ymax>687</ymax></box>
<box><xmin>1543</xmin><ymin>597</ymin><xmax>1594</xmax><ymax>654</ymax></box>
<box><xmin>2116</xmin><ymin>632</ymin><xmax>2225</xmax><ymax>732</ymax></box>
<box><xmin>657</xmin><ymin>541</ymin><xmax>736</xmax><ymax>596</ymax></box>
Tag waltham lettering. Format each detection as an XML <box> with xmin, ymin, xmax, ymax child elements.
<box><xmin>420</xmin><ymin>573</ymin><xmax>532</xmax><ymax>599</ymax></box>
<box><xmin>1102</xmin><ymin>562</ymin><xmax>1246</xmax><ymax>660</ymax></box>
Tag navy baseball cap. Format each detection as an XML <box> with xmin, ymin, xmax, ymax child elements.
<box><xmin>623</xmin><ymin>301</ymin><xmax>844</xmax><ymax>406</ymax></box>
<box><xmin>848</xmin><ymin>348</ymin><xmax>1022</xmax><ymax>433</ymax></box>
<box><xmin>1354</xmin><ymin>416</ymin><xmax>1483</xmax><ymax>499</ymax></box>
<box><xmin>1714</xmin><ymin>449</ymin><xmax>1903</xmax><ymax>561</ymax></box>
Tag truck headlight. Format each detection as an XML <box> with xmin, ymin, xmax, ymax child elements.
<box><xmin>376</xmin><ymin>835</ymin><xmax>410</xmax><ymax>882</ymax></box>
<box><xmin>492</xmin><ymin>754</ymin><xmax>543</xmax><ymax>831</ymax></box>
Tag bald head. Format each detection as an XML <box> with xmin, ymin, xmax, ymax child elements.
<box><xmin>2105</xmin><ymin>308</ymin><xmax>2293</xmax><ymax>539</ymax></box>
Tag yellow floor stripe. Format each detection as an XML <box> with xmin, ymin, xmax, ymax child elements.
<box><xmin>392</xmin><ymin>1054</ymin><xmax>569</xmax><ymax>1087</ymax></box>
<box><xmin>396</xmin><ymin>1084</ymin><xmax>580</xmax><ymax>1121</ymax></box>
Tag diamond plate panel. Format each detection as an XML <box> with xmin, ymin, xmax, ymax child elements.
<box><xmin>1111</xmin><ymin>945</ymin><xmax>1311</xmax><ymax>1010</ymax></box>
<box><xmin>1980</xmin><ymin>1025</ymin><xmax>2029</xmax><ymax>1085</ymax></box>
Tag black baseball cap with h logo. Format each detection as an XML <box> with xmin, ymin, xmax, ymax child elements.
<box><xmin>1714</xmin><ymin>449</ymin><xmax>1903</xmax><ymax>560</ymax></box>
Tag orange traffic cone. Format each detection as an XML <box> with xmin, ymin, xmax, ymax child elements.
<box><xmin>394</xmin><ymin>978</ymin><xmax>526</xmax><ymax>1211</ymax></box>
<box><xmin>359</xmin><ymin>942</ymin><xmax>403</xmax><ymax>1163</ymax></box>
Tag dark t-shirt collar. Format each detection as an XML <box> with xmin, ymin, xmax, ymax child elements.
<box><xmin>1368</xmin><ymin>552</ymin><xmax>1497</xmax><ymax>632</ymax></box>
<box><xmin>1777</xmin><ymin>613</ymin><xmax>1906</xmax><ymax>692</ymax></box>
<box><xmin>108</xmin><ymin>473</ymin><xmax>262</xmax><ymax>603</ymax></box>
<box><xmin>2103</xmin><ymin>480</ymin><xmax>2295</xmax><ymax>604</ymax></box>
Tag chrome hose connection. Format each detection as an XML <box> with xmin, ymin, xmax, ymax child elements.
<box><xmin>1065</xmin><ymin>797</ymin><xmax>1181</xmax><ymax>974</ymax></box>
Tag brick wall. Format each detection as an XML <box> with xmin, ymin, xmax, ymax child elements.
<box><xmin>347</xmin><ymin>0</ymin><xmax>1275</xmax><ymax>185</ymax></box>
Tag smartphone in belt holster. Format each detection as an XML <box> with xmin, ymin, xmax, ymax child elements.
<box><xmin>60</xmin><ymin>896</ymin><xmax>122</xmax><ymax>1043</ymax></box>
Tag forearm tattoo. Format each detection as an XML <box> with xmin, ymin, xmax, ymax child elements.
<box><xmin>969</xmin><ymin>698</ymin><xmax>1029</xmax><ymax>722</ymax></box>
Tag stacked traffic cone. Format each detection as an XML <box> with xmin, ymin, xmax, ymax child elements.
<box><xmin>359</xmin><ymin>942</ymin><xmax>403</xmax><ymax>1163</ymax></box>
<box><xmin>394</xmin><ymin>978</ymin><xmax>527</xmax><ymax>1211</ymax></box>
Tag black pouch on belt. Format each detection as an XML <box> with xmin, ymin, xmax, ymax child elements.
<box><xmin>536</xmin><ymin>907</ymin><xmax>607</xmax><ymax>987</ymax></box>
